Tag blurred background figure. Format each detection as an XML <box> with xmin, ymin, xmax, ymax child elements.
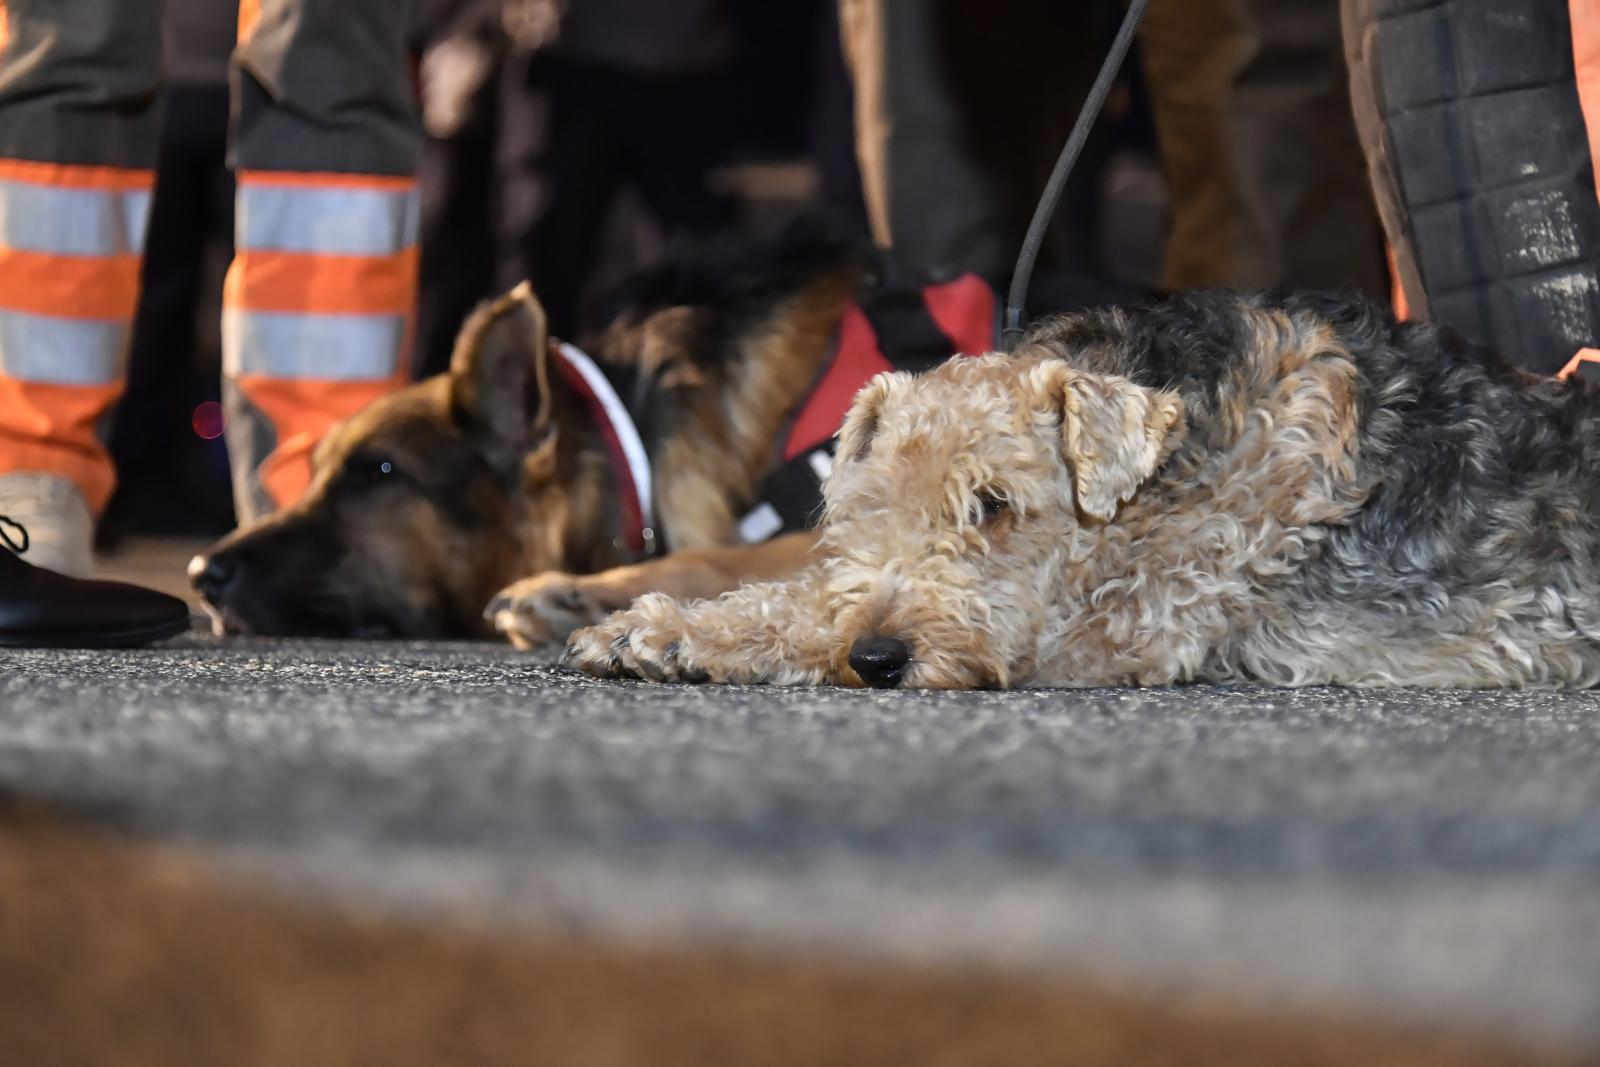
<box><xmin>420</xmin><ymin>0</ymin><xmax>742</xmax><ymax>352</ymax></box>
<box><xmin>837</xmin><ymin>0</ymin><xmax>1386</xmax><ymax>293</ymax></box>
<box><xmin>513</xmin><ymin>0</ymin><xmax>740</xmax><ymax>341</ymax></box>
<box><xmin>416</xmin><ymin>0</ymin><xmax>836</xmax><ymax>373</ymax></box>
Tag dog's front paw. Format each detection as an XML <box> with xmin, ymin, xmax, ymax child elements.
<box><xmin>562</xmin><ymin>595</ymin><xmax>726</xmax><ymax>684</ymax></box>
<box><xmin>486</xmin><ymin>572</ymin><xmax>620</xmax><ymax>651</ymax></box>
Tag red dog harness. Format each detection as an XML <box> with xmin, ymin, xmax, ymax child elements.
<box><xmin>738</xmin><ymin>272</ymin><xmax>997</xmax><ymax>543</ymax></box>
<box><xmin>556</xmin><ymin>273</ymin><xmax>998</xmax><ymax>557</ymax></box>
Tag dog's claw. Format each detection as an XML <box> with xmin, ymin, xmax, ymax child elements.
<box><xmin>636</xmin><ymin>654</ymin><xmax>669</xmax><ymax>683</ymax></box>
<box><xmin>560</xmin><ymin>601</ymin><xmax>712</xmax><ymax>683</ymax></box>
<box><xmin>631</xmin><ymin>641</ymin><xmax>681</xmax><ymax>684</ymax></box>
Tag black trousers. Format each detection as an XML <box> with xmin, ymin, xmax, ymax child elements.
<box><xmin>518</xmin><ymin>55</ymin><xmax>737</xmax><ymax>340</ymax></box>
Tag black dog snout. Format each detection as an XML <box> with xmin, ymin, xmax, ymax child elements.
<box><xmin>189</xmin><ymin>553</ymin><xmax>238</xmax><ymax>604</ymax></box>
<box><xmin>849</xmin><ymin>636</ymin><xmax>912</xmax><ymax>689</ymax></box>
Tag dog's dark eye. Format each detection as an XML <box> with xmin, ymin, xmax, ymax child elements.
<box><xmin>343</xmin><ymin>454</ymin><xmax>401</xmax><ymax>492</ymax></box>
<box><xmin>977</xmin><ymin>490</ymin><xmax>1008</xmax><ymax>521</ymax></box>
<box><xmin>366</xmin><ymin>455</ymin><xmax>398</xmax><ymax>481</ymax></box>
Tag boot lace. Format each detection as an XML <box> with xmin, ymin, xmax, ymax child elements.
<box><xmin>0</xmin><ymin>515</ymin><xmax>29</xmax><ymax>555</ymax></box>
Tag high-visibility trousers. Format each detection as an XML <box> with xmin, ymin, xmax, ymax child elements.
<box><xmin>0</xmin><ymin>0</ymin><xmax>422</xmax><ymax>523</ymax></box>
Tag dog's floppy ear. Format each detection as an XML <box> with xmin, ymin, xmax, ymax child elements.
<box><xmin>450</xmin><ymin>281</ymin><xmax>556</xmax><ymax>476</ymax></box>
<box><xmin>836</xmin><ymin>372</ymin><xmax>895</xmax><ymax>463</ymax></box>
<box><xmin>1036</xmin><ymin>361</ymin><xmax>1184</xmax><ymax>521</ymax></box>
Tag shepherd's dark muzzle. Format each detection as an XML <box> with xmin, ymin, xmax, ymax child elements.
<box><xmin>189</xmin><ymin>516</ymin><xmax>358</xmax><ymax>636</ymax></box>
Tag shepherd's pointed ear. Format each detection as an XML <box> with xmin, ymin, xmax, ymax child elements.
<box><xmin>449</xmin><ymin>281</ymin><xmax>554</xmax><ymax>473</ymax></box>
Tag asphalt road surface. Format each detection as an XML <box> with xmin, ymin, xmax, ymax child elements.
<box><xmin>3</xmin><ymin>635</ymin><xmax>1599</xmax><ymax>1051</ymax></box>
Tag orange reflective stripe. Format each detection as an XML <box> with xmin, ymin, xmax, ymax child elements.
<box><xmin>0</xmin><ymin>159</ymin><xmax>154</xmax><ymax>192</ymax></box>
<box><xmin>1386</xmin><ymin>243</ymin><xmax>1410</xmax><ymax>322</ymax></box>
<box><xmin>0</xmin><ymin>248</ymin><xmax>141</xmax><ymax>321</ymax></box>
<box><xmin>1574</xmin><ymin>0</ymin><xmax>1600</xmax><ymax>205</ymax></box>
<box><xmin>0</xmin><ymin>378</ymin><xmax>122</xmax><ymax>512</ymax></box>
<box><xmin>224</xmin><ymin>168</ymin><xmax>419</xmax><ymax>507</ymax></box>
<box><xmin>0</xmin><ymin>5</ymin><xmax>10</xmax><ymax>54</ymax></box>
<box><xmin>223</xmin><ymin>247</ymin><xmax>418</xmax><ymax>317</ymax></box>
<box><xmin>235</xmin><ymin>375</ymin><xmax>404</xmax><ymax>507</ymax></box>
<box><xmin>237</xmin><ymin>169</ymin><xmax>418</xmax><ymax>194</ymax></box>
<box><xmin>238</xmin><ymin>0</ymin><xmax>260</xmax><ymax>44</ymax></box>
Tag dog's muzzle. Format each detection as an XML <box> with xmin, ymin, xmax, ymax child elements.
<box><xmin>188</xmin><ymin>552</ymin><xmax>234</xmax><ymax>607</ymax></box>
<box><xmin>849</xmin><ymin>636</ymin><xmax>912</xmax><ymax>689</ymax></box>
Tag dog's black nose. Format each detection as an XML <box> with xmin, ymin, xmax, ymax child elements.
<box><xmin>849</xmin><ymin>636</ymin><xmax>912</xmax><ymax>689</ymax></box>
<box><xmin>188</xmin><ymin>553</ymin><xmax>238</xmax><ymax>604</ymax></box>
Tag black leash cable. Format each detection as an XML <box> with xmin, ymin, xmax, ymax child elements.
<box><xmin>0</xmin><ymin>515</ymin><xmax>28</xmax><ymax>554</ymax></box>
<box><xmin>1001</xmin><ymin>0</ymin><xmax>1151</xmax><ymax>352</ymax></box>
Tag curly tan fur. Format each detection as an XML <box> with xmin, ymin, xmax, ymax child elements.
<box><xmin>566</xmin><ymin>292</ymin><xmax>1600</xmax><ymax>689</ymax></box>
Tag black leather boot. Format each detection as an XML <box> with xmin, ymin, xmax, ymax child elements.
<box><xmin>0</xmin><ymin>517</ymin><xmax>192</xmax><ymax>649</ymax></box>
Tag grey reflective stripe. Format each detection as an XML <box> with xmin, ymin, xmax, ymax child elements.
<box><xmin>222</xmin><ymin>309</ymin><xmax>406</xmax><ymax>380</ymax></box>
<box><xmin>221</xmin><ymin>382</ymin><xmax>281</xmax><ymax>525</ymax></box>
<box><xmin>122</xmin><ymin>188</ymin><xmax>152</xmax><ymax>255</ymax></box>
<box><xmin>236</xmin><ymin>183</ymin><xmax>420</xmax><ymax>256</ymax></box>
<box><xmin>0</xmin><ymin>309</ymin><xmax>127</xmax><ymax>385</ymax></box>
<box><xmin>0</xmin><ymin>181</ymin><xmax>151</xmax><ymax>256</ymax></box>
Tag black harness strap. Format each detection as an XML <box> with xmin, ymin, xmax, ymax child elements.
<box><xmin>855</xmin><ymin>269</ymin><xmax>961</xmax><ymax>373</ymax></box>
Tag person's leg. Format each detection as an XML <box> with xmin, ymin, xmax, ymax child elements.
<box><xmin>0</xmin><ymin>0</ymin><xmax>162</xmax><ymax>575</ymax></box>
<box><xmin>226</xmin><ymin>0</ymin><xmax>423</xmax><ymax>523</ymax></box>
<box><xmin>812</xmin><ymin>0</ymin><xmax>871</xmax><ymax>237</ymax></box>
<box><xmin>837</xmin><ymin>0</ymin><xmax>1010</xmax><ymax>275</ymax></box>
<box><xmin>836</xmin><ymin>0</ymin><xmax>892</xmax><ymax>249</ymax></box>
<box><xmin>104</xmin><ymin>84</ymin><xmax>234</xmax><ymax>543</ymax></box>
<box><xmin>1344</xmin><ymin>0</ymin><xmax>1600</xmax><ymax>373</ymax></box>
<box><xmin>416</xmin><ymin>69</ymin><xmax>500</xmax><ymax>380</ymax></box>
<box><xmin>1142</xmin><ymin>0</ymin><xmax>1385</xmax><ymax>294</ymax></box>
<box><xmin>631</xmin><ymin>69</ymin><xmax>737</xmax><ymax>244</ymax></box>
<box><xmin>517</xmin><ymin>56</ymin><xmax>626</xmax><ymax>340</ymax></box>
<box><xmin>837</xmin><ymin>0</ymin><xmax>1109</xmax><ymax>278</ymax></box>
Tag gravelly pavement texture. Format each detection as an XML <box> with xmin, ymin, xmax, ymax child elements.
<box><xmin>2</xmin><ymin>635</ymin><xmax>1599</xmax><ymax>1048</ymax></box>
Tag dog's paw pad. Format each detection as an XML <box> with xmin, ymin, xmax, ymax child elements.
<box><xmin>488</xmin><ymin>572</ymin><xmax>613</xmax><ymax>650</ymax></box>
<box><xmin>560</xmin><ymin>614</ymin><xmax>643</xmax><ymax>678</ymax></box>
<box><xmin>561</xmin><ymin>605</ymin><xmax>713</xmax><ymax>683</ymax></box>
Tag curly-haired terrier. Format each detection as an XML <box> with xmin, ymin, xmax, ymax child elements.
<box><xmin>564</xmin><ymin>291</ymin><xmax>1600</xmax><ymax>689</ymax></box>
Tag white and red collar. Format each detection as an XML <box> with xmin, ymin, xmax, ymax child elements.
<box><xmin>552</xmin><ymin>341</ymin><xmax>657</xmax><ymax>559</ymax></box>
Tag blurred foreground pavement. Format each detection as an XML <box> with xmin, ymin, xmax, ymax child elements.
<box><xmin>1</xmin><ymin>636</ymin><xmax>1598</xmax><ymax>1065</ymax></box>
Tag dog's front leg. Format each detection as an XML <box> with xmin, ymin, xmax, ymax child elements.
<box><xmin>562</xmin><ymin>566</ymin><xmax>839</xmax><ymax>685</ymax></box>
<box><xmin>490</xmin><ymin>532</ymin><xmax>818</xmax><ymax>650</ymax></box>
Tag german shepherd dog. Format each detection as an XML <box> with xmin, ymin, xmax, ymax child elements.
<box><xmin>191</xmin><ymin>225</ymin><xmax>872</xmax><ymax>641</ymax></box>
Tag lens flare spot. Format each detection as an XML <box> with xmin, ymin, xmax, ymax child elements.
<box><xmin>192</xmin><ymin>401</ymin><xmax>225</xmax><ymax>440</ymax></box>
